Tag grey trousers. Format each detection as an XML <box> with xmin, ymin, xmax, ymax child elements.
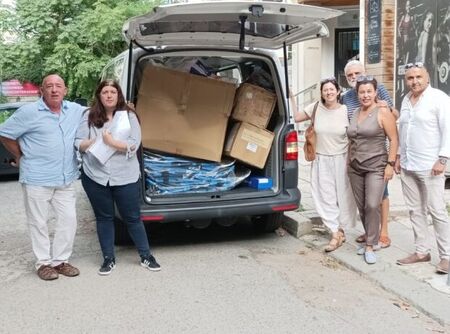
<box><xmin>401</xmin><ymin>169</ymin><xmax>450</xmax><ymax>260</ymax></box>
<box><xmin>348</xmin><ymin>156</ymin><xmax>386</xmax><ymax>246</ymax></box>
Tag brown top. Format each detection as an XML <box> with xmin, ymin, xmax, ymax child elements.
<box><xmin>347</xmin><ymin>107</ymin><xmax>387</xmax><ymax>164</ymax></box>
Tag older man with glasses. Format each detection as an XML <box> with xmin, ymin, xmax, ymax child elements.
<box><xmin>342</xmin><ymin>60</ymin><xmax>398</xmax><ymax>121</ymax></box>
<box><xmin>342</xmin><ymin>60</ymin><xmax>398</xmax><ymax>249</ymax></box>
<box><xmin>395</xmin><ymin>62</ymin><xmax>450</xmax><ymax>274</ymax></box>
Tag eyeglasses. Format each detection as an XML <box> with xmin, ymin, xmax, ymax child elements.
<box><xmin>356</xmin><ymin>75</ymin><xmax>375</xmax><ymax>82</ymax></box>
<box><xmin>320</xmin><ymin>77</ymin><xmax>337</xmax><ymax>84</ymax></box>
<box><xmin>405</xmin><ymin>62</ymin><xmax>424</xmax><ymax>69</ymax></box>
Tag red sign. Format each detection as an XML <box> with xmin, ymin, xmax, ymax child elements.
<box><xmin>1</xmin><ymin>80</ymin><xmax>40</xmax><ymax>97</ymax></box>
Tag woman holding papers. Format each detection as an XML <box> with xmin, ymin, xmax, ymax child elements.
<box><xmin>75</xmin><ymin>80</ymin><xmax>160</xmax><ymax>275</ymax></box>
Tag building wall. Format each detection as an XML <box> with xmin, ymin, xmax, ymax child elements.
<box><xmin>364</xmin><ymin>0</ymin><xmax>396</xmax><ymax>98</ymax></box>
<box><xmin>291</xmin><ymin>7</ymin><xmax>359</xmax><ymax>108</ymax></box>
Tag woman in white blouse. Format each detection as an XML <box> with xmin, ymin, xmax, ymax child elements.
<box><xmin>294</xmin><ymin>78</ymin><xmax>356</xmax><ymax>252</ymax></box>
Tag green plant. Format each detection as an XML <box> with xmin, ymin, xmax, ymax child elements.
<box><xmin>0</xmin><ymin>110</ymin><xmax>14</xmax><ymax>124</ymax></box>
<box><xmin>0</xmin><ymin>0</ymin><xmax>161</xmax><ymax>101</ymax></box>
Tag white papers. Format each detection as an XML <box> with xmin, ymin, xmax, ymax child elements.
<box><xmin>87</xmin><ymin>110</ymin><xmax>131</xmax><ymax>165</ymax></box>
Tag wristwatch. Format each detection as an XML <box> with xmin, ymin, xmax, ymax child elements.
<box><xmin>439</xmin><ymin>157</ymin><xmax>448</xmax><ymax>165</ymax></box>
<box><xmin>387</xmin><ymin>160</ymin><xmax>395</xmax><ymax>167</ymax></box>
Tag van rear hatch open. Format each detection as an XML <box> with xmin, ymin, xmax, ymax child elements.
<box><xmin>122</xmin><ymin>1</ymin><xmax>342</xmax><ymax>49</ymax></box>
<box><xmin>112</xmin><ymin>1</ymin><xmax>343</xmax><ymax>227</ymax></box>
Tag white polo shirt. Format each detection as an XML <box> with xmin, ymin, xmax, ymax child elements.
<box><xmin>398</xmin><ymin>85</ymin><xmax>450</xmax><ymax>171</ymax></box>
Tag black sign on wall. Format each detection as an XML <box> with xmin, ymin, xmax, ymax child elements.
<box><xmin>367</xmin><ymin>0</ymin><xmax>382</xmax><ymax>64</ymax></box>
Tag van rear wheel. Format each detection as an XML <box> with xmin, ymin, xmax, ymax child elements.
<box><xmin>252</xmin><ymin>213</ymin><xmax>283</xmax><ymax>233</ymax></box>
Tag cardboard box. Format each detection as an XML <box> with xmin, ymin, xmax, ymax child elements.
<box><xmin>231</xmin><ymin>83</ymin><xmax>276</xmax><ymax>129</ymax></box>
<box><xmin>136</xmin><ymin>65</ymin><xmax>237</xmax><ymax>162</ymax></box>
<box><xmin>224</xmin><ymin>122</ymin><xmax>274</xmax><ymax>169</ymax></box>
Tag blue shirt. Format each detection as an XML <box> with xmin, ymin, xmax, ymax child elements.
<box><xmin>0</xmin><ymin>98</ymin><xmax>84</xmax><ymax>186</ymax></box>
<box><xmin>341</xmin><ymin>83</ymin><xmax>393</xmax><ymax>121</ymax></box>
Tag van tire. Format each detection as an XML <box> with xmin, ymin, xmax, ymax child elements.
<box><xmin>252</xmin><ymin>213</ymin><xmax>283</xmax><ymax>233</ymax></box>
<box><xmin>114</xmin><ymin>217</ymin><xmax>132</xmax><ymax>245</ymax></box>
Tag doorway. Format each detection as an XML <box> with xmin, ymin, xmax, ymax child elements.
<box><xmin>334</xmin><ymin>28</ymin><xmax>359</xmax><ymax>89</ymax></box>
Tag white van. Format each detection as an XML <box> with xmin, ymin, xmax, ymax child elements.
<box><xmin>101</xmin><ymin>1</ymin><xmax>342</xmax><ymax>242</ymax></box>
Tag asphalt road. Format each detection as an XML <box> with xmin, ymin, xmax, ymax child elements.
<box><xmin>0</xmin><ymin>178</ymin><xmax>448</xmax><ymax>334</ymax></box>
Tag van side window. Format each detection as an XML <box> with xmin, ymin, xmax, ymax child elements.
<box><xmin>216</xmin><ymin>68</ymin><xmax>241</xmax><ymax>84</ymax></box>
<box><xmin>101</xmin><ymin>56</ymin><xmax>125</xmax><ymax>81</ymax></box>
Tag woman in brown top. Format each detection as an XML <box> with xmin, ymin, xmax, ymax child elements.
<box><xmin>347</xmin><ymin>76</ymin><xmax>398</xmax><ymax>264</ymax></box>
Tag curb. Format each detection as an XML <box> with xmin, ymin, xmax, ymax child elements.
<box><xmin>282</xmin><ymin>210</ymin><xmax>450</xmax><ymax>328</ymax></box>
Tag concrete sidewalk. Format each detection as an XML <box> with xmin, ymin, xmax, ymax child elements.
<box><xmin>284</xmin><ymin>157</ymin><xmax>450</xmax><ymax>328</ymax></box>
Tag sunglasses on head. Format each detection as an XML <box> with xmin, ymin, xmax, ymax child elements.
<box><xmin>356</xmin><ymin>75</ymin><xmax>375</xmax><ymax>82</ymax></box>
<box><xmin>320</xmin><ymin>77</ymin><xmax>337</xmax><ymax>84</ymax></box>
<box><xmin>405</xmin><ymin>62</ymin><xmax>424</xmax><ymax>69</ymax></box>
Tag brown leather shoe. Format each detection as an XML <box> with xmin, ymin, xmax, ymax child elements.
<box><xmin>37</xmin><ymin>265</ymin><xmax>59</xmax><ymax>281</ymax></box>
<box><xmin>53</xmin><ymin>263</ymin><xmax>80</xmax><ymax>277</ymax></box>
<box><xmin>396</xmin><ymin>253</ymin><xmax>431</xmax><ymax>266</ymax></box>
<box><xmin>436</xmin><ymin>259</ymin><xmax>449</xmax><ymax>274</ymax></box>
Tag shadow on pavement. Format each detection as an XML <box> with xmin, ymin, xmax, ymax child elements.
<box><xmin>145</xmin><ymin>218</ymin><xmax>273</xmax><ymax>247</ymax></box>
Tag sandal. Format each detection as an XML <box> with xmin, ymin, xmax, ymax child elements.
<box><xmin>378</xmin><ymin>235</ymin><xmax>391</xmax><ymax>248</ymax></box>
<box><xmin>355</xmin><ymin>234</ymin><xmax>366</xmax><ymax>243</ymax></box>
<box><xmin>324</xmin><ymin>235</ymin><xmax>343</xmax><ymax>252</ymax></box>
<box><xmin>338</xmin><ymin>228</ymin><xmax>346</xmax><ymax>243</ymax></box>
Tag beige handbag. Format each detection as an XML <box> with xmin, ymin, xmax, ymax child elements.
<box><xmin>303</xmin><ymin>101</ymin><xmax>319</xmax><ymax>162</ymax></box>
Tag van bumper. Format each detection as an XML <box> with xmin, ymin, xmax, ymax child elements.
<box><xmin>140</xmin><ymin>188</ymin><xmax>301</xmax><ymax>223</ymax></box>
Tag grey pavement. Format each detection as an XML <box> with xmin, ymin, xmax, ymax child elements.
<box><xmin>283</xmin><ymin>151</ymin><xmax>450</xmax><ymax>328</ymax></box>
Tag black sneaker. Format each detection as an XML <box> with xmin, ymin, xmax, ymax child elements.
<box><xmin>98</xmin><ymin>257</ymin><xmax>116</xmax><ymax>276</ymax></box>
<box><xmin>140</xmin><ymin>255</ymin><xmax>161</xmax><ymax>271</ymax></box>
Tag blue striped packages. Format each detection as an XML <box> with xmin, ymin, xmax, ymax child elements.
<box><xmin>143</xmin><ymin>151</ymin><xmax>251</xmax><ymax>194</ymax></box>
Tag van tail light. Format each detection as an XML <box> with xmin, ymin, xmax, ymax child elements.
<box><xmin>272</xmin><ymin>204</ymin><xmax>298</xmax><ymax>211</ymax></box>
<box><xmin>284</xmin><ymin>130</ymin><xmax>298</xmax><ymax>160</ymax></box>
<box><xmin>141</xmin><ymin>215</ymin><xmax>164</xmax><ymax>222</ymax></box>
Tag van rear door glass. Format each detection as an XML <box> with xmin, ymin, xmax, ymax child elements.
<box><xmin>139</xmin><ymin>21</ymin><xmax>285</xmax><ymax>39</ymax></box>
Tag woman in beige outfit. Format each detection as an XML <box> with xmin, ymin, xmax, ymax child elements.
<box><xmin>295</xmin><ymin>78</ymin><xmax>356</xmax><ymax>252</ymax></box>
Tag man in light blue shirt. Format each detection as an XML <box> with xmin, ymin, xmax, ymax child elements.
<box><xmin>0</xmin><ymin>74</ymin><xmax>84</xmax><ymax>280</ymax></box>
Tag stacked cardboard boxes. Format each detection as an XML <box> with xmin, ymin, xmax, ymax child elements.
<box><xmin>224</xmin><ymin>83</ymin><xmax>276</xmax><ymax>169</ymax></box>
<box><xmin>136</xmin><ymin>65</ymin><xmax>276</xmax><ymax>170</ymax></box>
